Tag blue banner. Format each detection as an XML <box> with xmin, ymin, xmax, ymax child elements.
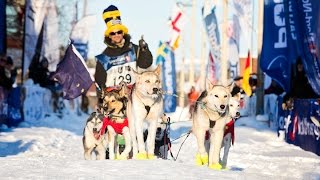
<box><xmin>261</xmin><ymin>0</ymin><xmax>320</xmax><ymax>95</ymax></box>
<box><xmin>0</xmin><ymin>0</ymin><xmax>6</xmax><ymax>54</ymax></box>
<box><xmin>260</xmin><ymin>1</ymin><xmax>293</xmax><ymax>92</ymax></box>
<box><xmin>295</xmin><ymin>0</ymin><xmax>320</xmax><ymax>95</ymax></box>
<box><xmin>285</xmin><ymin>99</ymin><xmax>320</xmax><ymax>156</ymax></box>
<box><xmin>73</xmin><ymin>42</ymin><xmax>88</xmax><ymax>61</ymax></box>
<box><xmin>160</xmin><ymin>43</ymin><xmax>177</xmax><ymax>113</ymax></box>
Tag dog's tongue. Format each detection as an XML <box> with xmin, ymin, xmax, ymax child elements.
<box><xmin>93</xmin><ymin>131</ymin><xmax>100</xmax><ymax>140</ymax></box>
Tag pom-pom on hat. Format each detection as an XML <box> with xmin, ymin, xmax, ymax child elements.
<box><xmin>103</xmin><ymin>5</ymin><xmax>128</xmax><ymax>36</ymax></box>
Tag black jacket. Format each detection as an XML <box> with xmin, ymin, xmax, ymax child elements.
<box><xmin>95</xmin><ymin>34</ymin><xmax>153</xmax><ymax>97</ymax></box>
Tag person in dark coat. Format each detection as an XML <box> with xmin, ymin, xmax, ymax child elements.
<box><xmin>95</xmin><ymin>5</ymin><xmax>153</xmax><ymax>99</ymax></box>
<box><xmin>28</xmin><ymin>57</ymin><xmax>55</xmax><ymax>90</ymax></box>
<box><xmin>291</xmin><ymin>57</ymin><xmax>319</xmax><ymax>99</ymax></box>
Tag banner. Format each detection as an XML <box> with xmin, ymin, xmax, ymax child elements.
<box><xmin>285</xmin><ymin>99</ymin><xmax>320</xmax><ymax>156</ymax></box>
<box><xmin>0</xmin><ymin>0</ymin><xmax>6</xmax><ymax>54</ymax></box>
<box><xmin>294</xmin><ymin>0</ymin><xmax>320</xmax><ymax>95</ymax></box>
<box><xmin>23</xmin><ymin>0</ymin><xmax>49</xmax><ymax>75</ymax></box>
<box><xmin>159</xmin><ymin>42</ymin><xmax>177</xmax><ymax>113</ymax></box>
<box><xmin>260</xmin><ymin>0</ymin><xmax>293</xmax><ymax>92</ymax></box>
<box><xmin>42</xmin><ymin>0</ymin><xmax>60</xmax><ymax>72</ymax></box>
<box><xmin>202</xmin><ymin>6</ymin><xmax>221</xmax><ymax>82</ymax></box>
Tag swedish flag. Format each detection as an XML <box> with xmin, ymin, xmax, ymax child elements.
<box><xmin>156</xmin><ymin>41</ymin><xmax>170</xmax><ymax>64</ymax></box>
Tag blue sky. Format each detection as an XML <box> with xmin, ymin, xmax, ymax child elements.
<box><xmin>85</xmin><ymin>0</ymin><xmax>258</xmax><ymax>61</ymax></box>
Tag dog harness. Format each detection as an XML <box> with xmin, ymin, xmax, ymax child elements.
<box><xmin>224</xmin><ymin>119</ymin><xmax>235</xmax><ymax>145</ymax></box>
<box><xmin>101</xmin><ymin>117</ymin><xmax>129</xmax><ymax>135</ymax></box>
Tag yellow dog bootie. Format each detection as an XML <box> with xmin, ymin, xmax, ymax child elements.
<box><xmin>209</xmin><ymin>163</ymin><xmax>222</xmax><ymax>170</ymax></box>
<box><xmin>195</xmin><ymin>153</ymin><xmax>208</xmax><ymax>166</ymax></box>
<box><xmin>135</xmin><ymin>152</ymin><xmax>148</xmax><ymax>160</ymax></box>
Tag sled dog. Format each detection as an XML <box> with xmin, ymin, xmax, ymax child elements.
<box><xmin>101</xmin><ymin>83</ymin><xmax>131</xmax><ymax>160</ymax></box>
<box><xmin>82</xmin><ymin>112</ymin><xmax>108</xmax><ymax>160</ymax></box>
<box><xmin>127</xmin><ymin>66</ymin><xmax>163</xmax><ymax>159</ymax></box>
<box><xmin>220</xmin><ymin>96</ymin><xmax>241</xmax><ymax>168</ymax></box>
<box><xmin>192</xmin><ymin>80</ymin><xmax>233</xmax><ymax>169</ymax></box>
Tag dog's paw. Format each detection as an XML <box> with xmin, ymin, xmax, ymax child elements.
<box><xmin>195</xmin><ymin>153</ymin><xmax>208</xmax><ymax>166</ymax></box>
<box><xmin>209</xmin><ymin>163</ymin><xmax>223</xmax><ymax>170</ymax></box>
<box><xmin>135</xmin><ymin>153</ymin><xmax>148</xmax><ymax>160</ymax></box>
<box><xmin>116</xmin><ymin>155</ymin><xmax>128</xmax><ymax>160</ymax></box>
<box><xmin>147</xmin><ymin>154</ymin><xmax>156</xmax><ymax>160</ymax></box>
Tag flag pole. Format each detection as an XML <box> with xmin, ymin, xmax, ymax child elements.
<box><xmin>189</xmin><ymin>0</ymin><xmax>196</xmax><ymax>85</ymax></box>
<box><xmin>179</xmin><ymin>36</ymin><xmax>185</xmax><ymax>107</ymax></box>
<box><xmin>221</xmin><ymin>0</ymin><xmax>229</xmax><ymax>84</ymax></box>
<box><xmin>256</xmin><ymin>0</ymin><xmax>265</xmax><ymax>115</ymax></box>
<box><xmin>199</xmin><ymin>26</ymin><xmax>207</xmax><ymax>91</ymax></box>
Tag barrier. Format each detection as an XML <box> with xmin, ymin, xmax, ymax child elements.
<box><xmin>282</xmin><ymin>99</ymin><xmax>320</xmax><ymax>156</ymax></box>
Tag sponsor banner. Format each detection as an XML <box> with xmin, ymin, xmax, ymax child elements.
<box><xmin>202</xmin><ymin>6</ymin><xmax>221</xmax><ymax>81</ymax></box>
<box><xmin>286</xmin><ymin>99</ymin><xmax>320</xmax><ymax>156</ymax></box>
<box><xmin>161</xmin><ymin>45</ymin><xmax>177</xmax><ymax>113</ymax></box>
<box><xmin>0</xmin><ymin>0</ymin><xmax>6</xmax><ymax>54</ymax></box>
<box><xmin>23</xmin><ymin>0</ymin><xmax>49</xmax><ymax>75</ymax></box>
<box><xmin>260</xmin><ymin>0</ymin><xmax>293</xmax><ymax>92</ymax></box>
<box><xmin>295</xmin><ymin>0</ymin><xmax>320</xmax><ymax>95</ymax></box>
<box><xmin>0</xmin><ymin>87</ymin><xmax>24</xmax><ymax>127</ymax></box>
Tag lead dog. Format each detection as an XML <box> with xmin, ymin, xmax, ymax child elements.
<box><xmin>192</xmin><ymin>80</ymin><xmax>233</xmax><ymax>169</ymax></box>
<box><xmin>127</xmin><ymin>66</ymin><xmax>163</xmax><ymax>159</ymax></box>
<box><xmin>82</xmin><ymin>112</ymin><xmax>108</xmax><ymax>160</ymax></box>
<box><xmin>101</xmin><ymin>83</ymin><xmax>131</xmax><ymax>160</ymax></box>
<box><xmin>220</xmin><ymin>96</ymin><xmax>241</xmax><ymax>168</ymax></box>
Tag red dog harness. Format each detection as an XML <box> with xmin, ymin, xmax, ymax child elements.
<box><xmin>101</xmin><ymin>117</ymin><xmax>129</xmax><ymax>135</ymax></box>
<box><xmin>224</xmin><ymin>119</ymin><xmax>235</xmax><ymax>145</ymax></box>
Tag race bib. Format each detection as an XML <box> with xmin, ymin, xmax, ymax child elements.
<box><xmin>105</xmin><ymin>61</ymin><xmax>136</xmax><ymax>87</ymax></box>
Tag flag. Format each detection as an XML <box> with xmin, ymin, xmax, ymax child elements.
<box><xmin>156</xmin><ymin>41</ymin><xmax>169</xmax><ymax>64</ymax></box>
<box><xmin>169</xmin><ymin>3</ymin><xmax>186</xmax><ymax>50</ymax></box>
<box><xmin>50</xmin><ymin>42</ymin><xmax>94</xmax><ymax>100</ymax></box>
<box><xmin>242</xmin><ymin>50</ymin><xmax>251</xmax><ymax>96</ymax></box>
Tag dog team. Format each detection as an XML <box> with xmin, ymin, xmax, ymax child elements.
<box><xmin>82</xmin><ymin>4</ymin><xmax>241</xmax><ymax>170</ymax></box>
<box><xmin>83</xmin><ymin>65</ymin><xmax>241</xmax><ymax>170</ymax></box>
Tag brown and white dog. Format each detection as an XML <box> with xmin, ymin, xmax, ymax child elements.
<box><xmin>82</xmin><ymin>112</ymin><xmax>108</xmax><ymax>160</ymax></box>
<box><xmin>192</xmin><ymin>80</ymin><xmax>233</xmax><ymax>169</ymax></box>
<box><xmin>127</xmin><ymin>66</ymin><xmax>163</xmax><ymax>159</ymax></box>
<box><xmin>101</xmin><ymin>83</ymin><xmax>131</xmax><ymax>160</ymax></box>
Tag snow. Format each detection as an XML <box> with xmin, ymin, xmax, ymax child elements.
<box><xmin>0</xmin><ymin>107</ymin><xmax>319</xmax><ymax>180</ymax></box>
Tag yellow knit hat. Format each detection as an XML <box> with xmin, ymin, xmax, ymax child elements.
<box><xmin>102</xmin><ymin>5</ymin><xmax>128</xmax><ymax>36</ymax></box>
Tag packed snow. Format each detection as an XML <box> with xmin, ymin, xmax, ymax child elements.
<box><xmin>0</xmin><ymin>106</ymin><xmax>319</xmax><ymax>180</ymax></box>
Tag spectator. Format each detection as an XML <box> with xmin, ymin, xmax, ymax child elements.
<box><xmin>188</xmin><ymin>86</ymin><xmax>199</xmax><ymax>117</ymax></box>
<box><xmin>249</xmin><ymin>73</ymin><xmax>258</xmax><ymax>94</ymax></box>
<box><xmin>291</xmin><ymin>57</ymin><xmax>319</xmax><ymax>99</ymax></box>
<box><xmin>0</xmin><ymin>56</ymin><xmax>14</xmax><ymax>90</ymax></box>
<box><xmin>28</xmin><ymin>57</ymin><xmax>55</xmax><ymax>90</ymax></box>
<box><xmin>231</xmin><ymin>76</ymin><xmax>244</xmax><ymax>97</ymax></box>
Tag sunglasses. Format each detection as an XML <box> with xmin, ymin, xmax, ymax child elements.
<box><xmin>109</xmin><ymin>30</ymin><xmax>123</xmax><ymax>36</ymax></box>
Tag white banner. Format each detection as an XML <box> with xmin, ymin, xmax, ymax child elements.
<box><xmin>23</xmin><ymin>0</ymin><xmax>49</xmax><ymax>75</ymax></box>
<box><xmin>42</xmin><ymin>0</ymin><xmax>60</xmax><ymax>72</ymax></box>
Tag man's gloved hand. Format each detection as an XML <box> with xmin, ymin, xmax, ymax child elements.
<box><xmin>139</xmin><ymin>36</ymin><xmax>148</xmax><ymax>50</ymax></box>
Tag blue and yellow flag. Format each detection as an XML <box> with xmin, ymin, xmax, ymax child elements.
<box><xmin>156</xmin><ymin>41</ymin><xmax>170</xmax><ymax>64</ymax></box>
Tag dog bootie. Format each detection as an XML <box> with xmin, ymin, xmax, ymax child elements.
<box><xmin>135</xmin><ymin>152</ymin><xmax>148</xmax><ymax>160</ymax></box>
<box><xmin>195</xmin><ymin>153</ymin><xmax>208</xmax><ymax>166</ymax></box>
<box><xmin>147</xmin><ymin>154</ymin><xmax>156</xmax><ymax>160</ymax></box>
<box><xmin>209</xmin><ymin>163</ymin><xmax>222</xmax><ymax>170</ymax></box>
